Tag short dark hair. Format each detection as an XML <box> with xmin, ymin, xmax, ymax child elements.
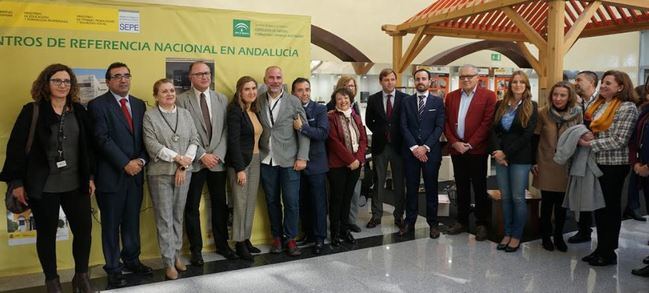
<box><xmin>413</xmin><ymin>68</ymin><xmax>431</xmax><ymax>79</ymax></box>
<box><xmin>188</xmin><ymin>61</ymin><xmax>209</xmax><ymax>74</ymax></box>
<box><xmin>291</xmin><ymin>77</ymin><xmax>310</xmax><ymax>93</ymax></box>
<box><xmin>379</xmin><ymin>68</ymin><xmax>397</xmax><ymax>81</ymax></box>
<box><xmin>330</xmin><ymin>87</ymin><xmax>354</xmax><ymax>105</ymax></box>
<box><xmin>105</xmin><ymin>62</ymin><xmax>130</xmax><ymax>80</ymax></box>
<box><xmin>577</xmin><ymin>70</ymin><xmax>599</xmax><ymax>87</ymax></box>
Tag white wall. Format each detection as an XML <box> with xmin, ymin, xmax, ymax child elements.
<box><xmin>120</xmin><ymin>0</ymin><xmax>641</xmax><ymax>83</ymax></box>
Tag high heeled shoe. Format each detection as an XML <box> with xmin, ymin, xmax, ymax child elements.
<box><xmin>175</xmin><ymin>258</ymin><xmax>187</xmax><ymax>272</ymax></box>
<box><xmin>165</xmin><ymin>266</ymin><xmax>178</xmax><ymax>280</ymax></box>
<box><xmin>505</xmin><ymin>245</ymin><xmax>520</xmax><ymax>252</ymax></box>
<box><xmin>72</xmin><ymin>272</ymin><xmax>96</xmax><ymax>293</ymax></box>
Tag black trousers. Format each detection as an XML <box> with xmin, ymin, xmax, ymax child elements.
<box><xmin>540</xmin><ymin>190</ymin><xmax>566</xmax><ymax>238</ymax></box>
<box><xmin>451</xmin><ymin>154</ymin><xmax>491</xmax><ymax>227</ymax></box>
<box><xmin>594</xmin><ymin>164</ymin><xmax>629</xmax><ymax>257</ymax></box>
<box><xmin>185</xmin><ymin>169</ymin><xmax>228</xmax><ymax>254</ymax></box>
<box><xmin>328</xmin><ymin>167</ymin><xmax>360</xmax><ymax>237</ymax></box>
<box><xmin>31</xmin><ymin>189</ymin><xmax>92</xmax><ymax>280</ymax></box>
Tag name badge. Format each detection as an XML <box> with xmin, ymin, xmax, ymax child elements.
<box><xmin>56</xmin><ymin>160</ymin><xmax>67</xmax><ymax>169</ymax></box>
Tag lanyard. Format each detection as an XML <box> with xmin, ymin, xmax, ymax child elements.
<box><xmin>158</xmin><ymin>107</ymin><xmax>180</xmax><ymax>142</ymax></box>
<box><xmin>268</xmin><ymin>96</ymin><xmax>281</xmax><ymax>126</ymax></box>
<box><xmin>56</xmin><ymin>110</ymin><xmax>67</xmax><ymax>161</ymax></box>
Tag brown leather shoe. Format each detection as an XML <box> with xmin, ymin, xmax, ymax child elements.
<box><xmin>445</xmin><ymin>222</ymin><xmax>465</xmax><ymax>235</ymax></box>
<box><xmin>72</xmin><ymin>272</ymin><xmax>96</xmax><ymax>293</ymax></box>
<box><xmin>366</xmin><ymin>218</ymin><xmax>381</xmax><ymax>228</ymax></box>
<box><xmin>429</xmin><ymin>227</ymin><xmax>440</xmax><ymax>239</ymax></box>
<box><xmin>399</xmin><ymin>223</ymin><xmax>414</xmax><ymax>236</ymax></box>
<box><xmin>475</xmin><ymin>225</ymin><xmax>488</xmax><ymax>241</ymax></box>
<box><xmin>45</xmin><ymin>277</ymin><xmax>62</xmax><ymax>293</ymax></box>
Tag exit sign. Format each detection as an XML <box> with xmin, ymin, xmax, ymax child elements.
<box><xmin>491</xmin><ymin>53</ymin><xmax>501</xmax><ymax>61</ymax></box>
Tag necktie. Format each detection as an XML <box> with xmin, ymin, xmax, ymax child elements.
<box><xmin>386</xmin><ymin>94</ymin><xmax>393</xmax><ymax>142</ymax></box>
<box><xmin>200</xmin><ymin>92</ymin><xmax>212</xmax><ymax>140</ymax></box>
<box><xmin>119</xmin><ymin>98</ymin><xmax>133</xmax><ymax>132</ymax></box>
<box><xmin>418</xmin><ymin>95</ymin><xmax>425</xmax><ymax>119</ymax></box>
<box><xmin>386</xmin><ymin>94</ymin><xmax>393</xmax><ymax>120</ymax></box>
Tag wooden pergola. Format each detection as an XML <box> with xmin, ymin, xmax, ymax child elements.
<box><xmin>383</xmin><ymin>0</ymin><xmax>649</xmax><ymax>103</ymax></box>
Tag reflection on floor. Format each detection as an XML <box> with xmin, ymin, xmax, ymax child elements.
<box><xmin>3</xmin><ymin>204</ymin><xmax>649</xmax><ymax>292</ymax></box>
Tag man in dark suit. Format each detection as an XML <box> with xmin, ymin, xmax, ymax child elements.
<box><xmin>365</xmin><ymin>68</ymin><xmax>407</xmax><ymax>229</ymax></box>
<box><xmin>176</xmin><ymin>61</ymin><xmax>235</xmax><ymax>263</ymax></box>
<box><xmin>291</xmin><ymin>77</ymin><xmax>329</xmax><ymax>254</ymax></box>
<box><xmin>443</xmin><ymin>64</ymin><xmax>497</xmax><ymax>241</ymax></box>
<box><xmin>88</xmin><ymin>62</ymin><xmax>152</xmax><ymax>288</ymax></box>
<box><xmin>399</xmin><ymin>69</ymin><xmax>445</xmax><ymax>239</ymax></box>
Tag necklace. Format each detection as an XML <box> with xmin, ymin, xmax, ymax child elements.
<box><xmin>158</xmin><ymin>107</ymin><xmax>180</xmax><ymax>142</ymax></box>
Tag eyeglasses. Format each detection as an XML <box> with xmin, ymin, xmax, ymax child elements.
<box><xmin>110</xmin><ymin>74</ymin><xmax>132</xmax><ymax>80</ymax></box>
<box><xmin>459</xmin><ymin>74</ymin><xmax>478</xmax><ymax>80</ymax></box>
<box><xmin>190</xmin><ymin>72</ymin><xmax>211</xmax><ymax>78</ymax></box>
<box><xmin>50</xmin><ymin>79</ymin><xmax>72</xmax><ymax>87</ymax></box>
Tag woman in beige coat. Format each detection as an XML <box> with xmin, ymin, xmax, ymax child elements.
<box><xmin>532</xmin><ymin>81</ymin><xmax>582</xmax><ymax>252</ymax></box>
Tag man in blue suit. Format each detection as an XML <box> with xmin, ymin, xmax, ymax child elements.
<box><xmin>399</xmin><ymin>69</ymin><xmax>445</xmax><ymax>239</ymax></box>
<box><xmin>291</xmin><ymin>78</ymin><xmax>329</xmax><ymax>254</ymax></box>
<box><xmin>88</xmin><ymin>62</ymin><xmax>151</xmax><ymax>288</ymax></box>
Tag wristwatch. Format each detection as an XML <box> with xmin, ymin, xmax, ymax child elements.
<box><xmin>179</xmin><ymin>166</ymin><xmax>187</xmax><ymax>171</ymax></box>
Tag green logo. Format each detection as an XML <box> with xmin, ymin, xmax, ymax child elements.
<box><xmin>233</xmin><ymin>19</ymin><xmax>251</xmax><ymax>38</ymax></box>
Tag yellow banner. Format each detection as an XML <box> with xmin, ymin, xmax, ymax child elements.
<box><xmin>0</xmin><ymin>0</ymin><xmax>310</xmax><ymax>277</ymax></box>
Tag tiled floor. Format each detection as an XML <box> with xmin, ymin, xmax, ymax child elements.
<box><xmin>3</xmin><ymin>204</ymin><xmax>648</xmax><ymax>292</ymax></box>
<box><xmin>103</xmin><ymin>216</ymin><xmax>648</xmax><ymax>293</ymax></box>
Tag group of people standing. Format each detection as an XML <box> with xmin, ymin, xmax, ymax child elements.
<box><xmin>3</xmin><ymin>62</ymin><xmax>648</xmax><ymax>293</ymax></box>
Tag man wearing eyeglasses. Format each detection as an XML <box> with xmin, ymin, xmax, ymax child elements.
<box><xmin>88</xmin><ymin>62</ymin><xmax>151</xmax><ymax>288</ymax></box>
<box><xmin>176</xmin><ymin>61</ymin><xmax>234</xmax><ymax>263</ymax></box>
<box><xmin>443</xmin><ymin>64</ymin><xmax>496</xmax><ymax>241</ymax></box>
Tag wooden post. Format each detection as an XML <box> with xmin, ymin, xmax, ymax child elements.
<box><xmin>544</xmin><ymin>0</ymin><xmax>566</xmax><ymax>107</ymax></box>
<box><xmin>392</xmin><ymin>33</ymin><xmax>404</xmax><ymax>87</ymax></box>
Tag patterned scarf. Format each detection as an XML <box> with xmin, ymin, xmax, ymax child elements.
<box><xmin>585</xmin><ymin>97</ymin><xmax>621</xmax><ymax>133</ymax></box>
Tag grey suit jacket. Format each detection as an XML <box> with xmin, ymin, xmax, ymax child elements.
<box><xmin>176</xmin><ymin>88</ymin><xmax>228</xmax><ymax>172</ymax></box>
<box><xmin>257</xmin><ymin>91</ymin><xmax>310</xmax><ymax>167</ymax></box>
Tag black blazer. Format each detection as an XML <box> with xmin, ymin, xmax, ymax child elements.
<box><xmin>489</xmin><ymin>100</ymin><xmax>538</xmax><ymax>164</ymax></box>
<box><xmin>365</xmin><ymin>90</ymin><xmax>407</xmax><ymax>155</ymax></box>
<box><xmin>0</xmin><ymin>101</ymin><xmax>95</xmax><ymax>200</ymax></box>
<box><xmin>226</xmin><ymin>103</ymin><xmax>259</xmax><ymax>172</ymax></box>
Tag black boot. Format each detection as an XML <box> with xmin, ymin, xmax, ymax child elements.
<box><xmin>45</xmin><ymin>277</ymin><xmax>62</xmax><ymax>293</ymax></box>
<box><xmin>343</xmin><ymin>229</ymin><xmax>356</xmax><ymax>244</ymax></box>
<box><xmin>554</xmin><ymin>234</ymin><xmax>567</xmax><ymax>252</ymax></box>
<box><xmin>235</xmin><ymin>241</ymin><xmax>253</xmax><ymax>261</ymax></box>
<box><xmin>542</xmin><ymin>237</ymin><xmax>554</xmax><ymax>251</ymax></box>
<box><xmin>330</xmin><ymin>224</ymin><xmax>342</xmax><ymax>247</ymax></box>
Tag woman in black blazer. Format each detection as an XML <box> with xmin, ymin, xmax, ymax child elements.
<box><xmin>225</xmin><ymin>76</ymin><xmax>263</xmax><ymax>260</ymax></box>
<box><xmin>489</xmin><ymin>70</ymin><xmax>538</xmax><ymax>253</ymax></box>
<box><xmin>0</xmin><ymin>64</ymin><xmax>95</xmax><ymax>292</ymax></box>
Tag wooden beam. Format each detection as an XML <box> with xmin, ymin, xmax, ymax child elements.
<box><xmin>423</xmin><ymin>26</ymin><xmax>528</xmax><ymax>42</ymax></box>
<box><xmin>580</xmin><ymin>21</ymin><xmax>649</xmax><ymax>38</ymax></box>
<box><xmin>601</xmin><ymin>0</ymin><xmax>649</xmax><ymax>10</ymax></box>
<box><xmin>545</xmin><ymin>0</ymin><xmax>566</xmax><ymax>104</ymax></box>
<box><xmin>515</xmin><ymin>41</ymin><xmax>542</xmax><ymax>75</ymax></box>
<box><xmin>400</xmin><ymin>34</ymin><xmax>434</xmax><ymax>73</ymax></box>
<box><xmin>396</xmin><ymin>0</ymin><xmax>530</xmax><ymax>31</ymax></box>
<box><xmin>563</xmin><ymin>1</ymin><xmax>601</xmax><ymax>54</ymax></box>
<box><xmin>351</xmin><ymin>62</ymin><xmax>375</xmax><ymax>75</ymax></box>
<box><xmin>393</xmin><ymin>34</ymin><xmax>404</xmax><ymax>85</ymax></box>
<box><xmin>399</xmin><ymin>26</ymin><xmax>427</xmax><ymax>73</ymax></box>
<box><xmin>502</xmin><ymin>6</ymin><xmax>548</xmax><ymax>50</ymax></box>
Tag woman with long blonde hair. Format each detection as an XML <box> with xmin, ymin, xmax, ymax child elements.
<box><xmin>489</xmin><ymin>70</ymin><xmax>538</xmax><ymax>253</ymax></box>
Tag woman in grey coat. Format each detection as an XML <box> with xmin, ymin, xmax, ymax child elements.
<box><xmin>143</xmin><ymin>78</ymin><xmax>200</xmax><ymax>280</ymax></box>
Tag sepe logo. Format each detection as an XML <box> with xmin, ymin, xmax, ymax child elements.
<box><xmin>233</xmin><ymin>19</ymin><xmax>251</xmax><ymax>38</ymax></box>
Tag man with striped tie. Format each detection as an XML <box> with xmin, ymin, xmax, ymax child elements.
<box><xmin>399</xmin><ymin>69</ymin><xmax>445</xmax><ymax>239</ymax></box>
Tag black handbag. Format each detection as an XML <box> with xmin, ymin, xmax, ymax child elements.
<box><xmin>5</xmin><ymin>102</ymin><xmax>38</xmax><ymax>214</ymax></box>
